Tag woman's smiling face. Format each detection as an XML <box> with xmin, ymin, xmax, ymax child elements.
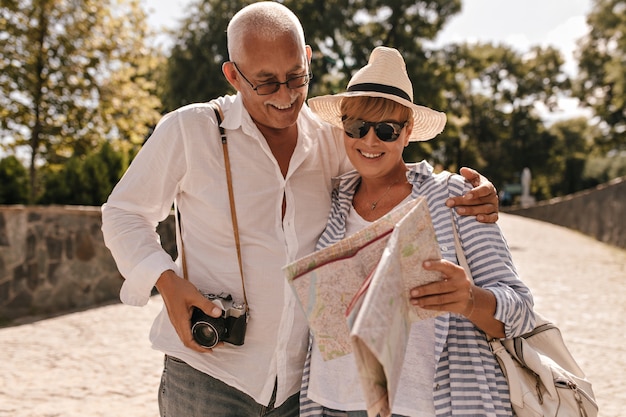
<box><xmin>340</xmin><ymin>97</ymin><xmax>413</xmax><ymax>180</ymax></box>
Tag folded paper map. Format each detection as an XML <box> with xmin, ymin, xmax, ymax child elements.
<box><xmin>284</xmin><ymin>197</ymin><xmax>443</xmax><ymax>417</ymax></box>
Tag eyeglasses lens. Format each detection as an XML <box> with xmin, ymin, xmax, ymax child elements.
<box><xmin>342</xmin><ymin>119</ymin><xmax>404</xmax><ymax>142</ymax></box>
<box><xmin>255</xmin><ymin>73</ymin><xmax>312</xmax><ymax>95</ymax></box>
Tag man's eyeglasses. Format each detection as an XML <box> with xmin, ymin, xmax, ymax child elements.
<box><xmin>341</xmin><ymin>117</ymin><xmax>407</xmax><ymax>142</ymax></box>
<box><xmin>232</xmin><ymin>62</ymin><xmax>313</xmax><ymax>96</ymax></box>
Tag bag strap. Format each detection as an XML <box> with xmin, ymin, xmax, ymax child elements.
<box><xmin>450</xmin><ymin>208</ymin><xmax>470</xmax><ymax>278</ymax></box>
<box><xmin>445</xmin><ymin>173</ymin><xmax>471</xmax><ymax>277</ymax></box>
<box><xmin>446</xmin><ymin>174</ymin><xmax>476</xmax><ymax>320</ymax></box>
<box><xmin>176</xmin><ymin>101</ymin><xmax>249</xmax><ymax>309</ymax></box>
<box><xmin>445</xmin><ymin>173</ymin><xmax>526</xmax><ymax>405</ymax></box>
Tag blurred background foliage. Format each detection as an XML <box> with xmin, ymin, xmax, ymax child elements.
<box><xmin>0</xmin><ymin>0</ymin><xmax>624</xmax><ymax>205</ymax></box>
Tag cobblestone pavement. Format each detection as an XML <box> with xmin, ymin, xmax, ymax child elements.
<box><xmin>1</xmin><ymin>213</ymin><xmax>624</xmax><ymax>416</ymax></box>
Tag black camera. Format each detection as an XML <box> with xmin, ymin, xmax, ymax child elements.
<box><xmin>190</xmin><ymin>292</ymin><xmax>248</xmax><ymax>349</ymax></box>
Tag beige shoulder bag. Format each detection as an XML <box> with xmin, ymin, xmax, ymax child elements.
<box><xmin>447</xmin><ymin>173</ymin><xmax>597</xmax><ymax>417</ymax></box>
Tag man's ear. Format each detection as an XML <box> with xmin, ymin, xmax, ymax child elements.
<box><xmin>222</xmin><ymin>62</ymin><xmax>239</xmax><ymax>90</ymax></box>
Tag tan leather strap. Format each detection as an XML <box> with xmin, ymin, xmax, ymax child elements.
<box><xmin>209</xmin><ymin>101</ymin><xmax>248</xmax><ymax>308</ymax></box>
<box><xmin>176</xmin><ymin>101</ymin><xmax>248</xmax><ymax>309</ymax></box>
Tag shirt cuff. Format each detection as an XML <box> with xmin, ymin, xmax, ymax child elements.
<box><xmin>120</xmin><ymin>252</ymin><xmax>177</xmax><ymax>306</ymax></box>
<box><xmin>487</xmin><ymin>286</ymin><xmax>531</xmax><ymax>338</ymax></box>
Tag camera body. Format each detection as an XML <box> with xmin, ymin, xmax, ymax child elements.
<box><xmin>190</xmin><ymin>292</ymin><xmax>248</xmax><ymax>349</ymax></box>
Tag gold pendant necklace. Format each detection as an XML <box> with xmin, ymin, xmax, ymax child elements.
<box><xmin>369</xmin><ymin>179</ymin><xmax>401</xmax><ymax>211</ymax></box>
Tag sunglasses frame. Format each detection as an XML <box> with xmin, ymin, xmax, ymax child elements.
<box><xmin>232</xmin><ymin>62</ymin><xmax>313</xmax><ymax>96</ymax></box>
<box><xmin>341</xmin><ymin>117</ymin><xmax>407</xmax><ymax>142</ymax></box>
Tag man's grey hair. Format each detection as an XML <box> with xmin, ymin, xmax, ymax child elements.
<box><xmin>227</xmin><ymin>2</ymin><xmax>306</xmax><ymax>62</ymax></box>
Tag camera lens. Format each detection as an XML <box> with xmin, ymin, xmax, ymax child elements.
<box><xmin>192</xmin><ymin>322</ymin><xmax>220</xmax><ymax>349</ymax></box>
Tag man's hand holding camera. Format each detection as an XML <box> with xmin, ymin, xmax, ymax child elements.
<box><xmin>155</xmin><ymin>270</ymin><xmax>223</xmax><ymax>352</ymax></box>
<box><xmin>191</xmin><ymin>292</ymin><xmax>247</xmax><ymax>349</ymax></box>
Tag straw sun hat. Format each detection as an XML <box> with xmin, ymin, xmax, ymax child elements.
<box><xmin>308</xmin><ymin>46</ymin><xmax>446</xmax><ymax>142</ymax></box>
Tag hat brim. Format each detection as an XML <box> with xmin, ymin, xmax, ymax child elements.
<box><xmin>308</xmin><ymin>92</ymin><xmax>446</xmax><ymax>142</ymax></box>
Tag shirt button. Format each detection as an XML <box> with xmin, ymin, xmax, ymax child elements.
<box><xmin>435</xmin><ymin>383</ymin><xmax>440</xmax><ymax>390</ymax></box>
<box><xmin>440</xmin><ymin>246</ymin><xmax>448</xmax><ymax>252</ymax></box>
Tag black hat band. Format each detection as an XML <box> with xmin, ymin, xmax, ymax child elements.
<box><xmin>347</xmin><ymin>83</ymin><xmax>411</xmax><ymax>102</ymax></box>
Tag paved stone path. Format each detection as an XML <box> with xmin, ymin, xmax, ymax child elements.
<box><xmin>1</xmin><ymin>213</ymin><xmax>624</xmax><ymax>416</ymax></box>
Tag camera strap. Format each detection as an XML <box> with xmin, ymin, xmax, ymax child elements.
<box><xmin>175</xmin><ymin>101</ymin><xmax>249</xmax><ymax>313</ymax></box>
<box><xmin>209</xmin><ymin>101</ymin><xmax>249</xmax><ymax>310</ymax></box>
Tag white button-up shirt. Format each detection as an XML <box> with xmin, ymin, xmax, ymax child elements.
<box><xmin>101</xmin><ymin>94</ymin><xmax>351</xmax><ymax>407</ymax></box>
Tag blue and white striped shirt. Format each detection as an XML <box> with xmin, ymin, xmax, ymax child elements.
<box><xmin>300</xmin><ymin>161</ymin><xmax>535</xmax><ymax>417</ymax></box>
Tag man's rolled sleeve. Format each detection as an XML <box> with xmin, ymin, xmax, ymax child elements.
<box><xmin>120</xmin><ymin>251</ymin><xmax>178</xmax><ymax>306</ymax></box>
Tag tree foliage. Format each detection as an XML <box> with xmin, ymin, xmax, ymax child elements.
<box><xmin>547</xmin><ymin>117</ymin><xmax>597</xmax><ymax>194</ymax></box>
<box><xmin>287</xmin><ymin>0</ymin><xmax>460</xmax><ymax>101</ymax></box>
<box><xmin>0</xmin><ymin>155</ymin><xmax>29</xmax><ymax>204</ymax></box>
<box><xmin>38</xmin><ymin>141</ymin><xmax>130</xmax><ymax>205</ymax></box>
<box><xmin>429</xmin><ymin>42</ymin><xmax>570</xmax><ymax>197</ymax></box>
<box><xmin>162</xmin><ymin>0</ymin><xmax>461</xmax><ymax>112</ymax></box>
<box><xmin>576</xmin><ymin>0</ymin><xmax>626</xmax><ymax>152</ymax></box>
<box><xmin>0</xmin><ymin>0</ymin><xmax>163</xmax><ymax>202</ymax></box>
<box><xmin>160</xmin><ymin>0</ymin><xmax>241</xmax><ymax>111</ymax></box>
<box><xmin>161</xmin><ymin>0</ymin><xmax>588</xmax><ymax>200</ymax></box>
<box><xmin>5</xmin><ymin>0</ymin><xmax>621</xmax><ymax>205</ymax></box>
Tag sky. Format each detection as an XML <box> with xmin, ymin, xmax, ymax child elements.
<box><xmin>143</xmin><ymin>0</ymin><xmax>594</xmax><ymax>120</ymax></box>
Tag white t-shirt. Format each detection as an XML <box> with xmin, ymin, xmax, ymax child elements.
<box><xmin>307</xmin><ymin>198</ymin><xmax>436</xmax><ymax>416</ymax></box>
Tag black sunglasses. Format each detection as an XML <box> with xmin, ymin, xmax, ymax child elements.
<box><xmin>341</xmin><ymin>117</ymin><xmax>407</xmax><ymax>142</ymax></box>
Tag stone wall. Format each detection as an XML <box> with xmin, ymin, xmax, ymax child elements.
<box><xmin>0</xmin><ymin>206</ymin><xmax>176</xmax><ymax>323</ymax></box>
<box><xmin>1</xmin><ymin>176</ymin><xmax>623</xmax><ymax>322</ymax></box>
<box><xmin>504</xmin><ymin>176</ymin><xmax>626</xmax><ymax>249</ymax></box>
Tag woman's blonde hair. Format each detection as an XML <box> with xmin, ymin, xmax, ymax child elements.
<box><xmin>340</xmin><ymin>96</ymin><xmax>412</xmax><ymax>125</ymax></box>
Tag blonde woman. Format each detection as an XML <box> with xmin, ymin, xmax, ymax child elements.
<box><xmin>300</xmin><ymin>47</ymin><xmax>535</xmax><ymax>417</ymax></box>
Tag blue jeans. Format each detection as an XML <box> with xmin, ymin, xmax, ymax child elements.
<box><xmin>158</xmin><ymin>355</ymin><xmax>299</xmax><ymax>417</ymax></box>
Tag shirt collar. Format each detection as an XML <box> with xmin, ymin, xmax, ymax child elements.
<box><xmin>219</xmin><ymin>94</ymin><xmax>332</xmax><ymax>144</ymax></box>
<box><xmin>220</xmin><ymin>93</ymin><xmax>246</xmax><ymax>132</ymax></box>
<box><xmin>331</xmin><ymin>161</ymin><xmax>434</xmax><ymax>193</ymax></box>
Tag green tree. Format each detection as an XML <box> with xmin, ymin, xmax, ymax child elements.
<box><xmin>0</xmin><ymin>0</ymin><xmax>163</xmax><ymax>203</ymax></box>
<box><xmin>576</xmin><ymin>0</ymin><xmax>626</xmax><ymax>152</ymax></box>
<box><xmin>287</xmin><ymin>0</ymin><xmax>460</xmax><ymax>101</ymax></box>
<box><xmin>0</xmin><ymin>155</ymin><xmax>29</xmax><ymax>204</ymax></box>
<box><xmin>289</xmin><ymin>0</ymin><xmax>462</xmax><ymax>162</ymax></box>
<box><xmin>38</xmin><ymin>141</ymin><xmax>127</xmax><ymax>205</ymax></box>
<box><xmin>161</xmin><ymin>0</ymin><xmax>461</xmax><ymax>112</ymax></box>
<box><xmin>161</xmin><ymin>1</ymin><xmax>585</xmax><ymax>200</ymax></box>
<box><xmin>160</xmin><ymin>0</ymin><xmax>243</xmax><ymax>111</ymax></box>
<box><xmin>431</xmin><ymin>42</ymin><xmax>570</xmax><ymax>196</ymax></box>
<box><xmin>547</xmin><ymin>117</ymin><xmax>597</xmax><ymax>195</ymax></box>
